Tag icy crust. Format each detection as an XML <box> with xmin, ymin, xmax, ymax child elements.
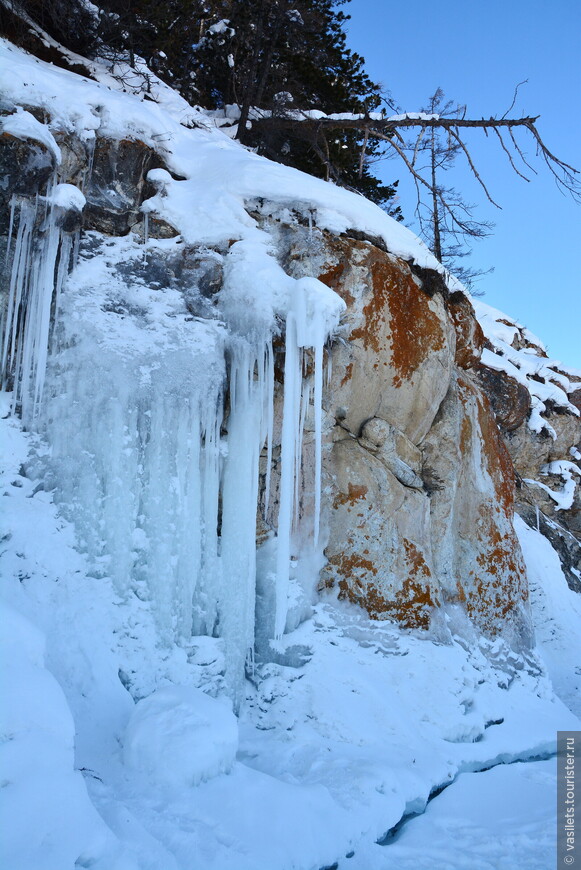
<box><xmin>474</xmin><ymin>298</ymin><xmax>580</xmax><ymax>438</ymax></box>
<box><xmin>346</xmin><ymin>758</ymin><xmax>559</xmax><ymax>870</ymax></box>
<box><xmin>2</xmin><ymin>408</ymin><xmax>579</xmax><ymax>870</ymax></box>
<box><xmin>0</xmin><ymin>38</ymin><xmax>443</xmax><ymax>271</ymax></box>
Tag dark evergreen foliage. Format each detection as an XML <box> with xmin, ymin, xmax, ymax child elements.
<box><xmin>3</xmin><ymin>0</ymin><xmax>401</xmax><ymax>216</ymax></box>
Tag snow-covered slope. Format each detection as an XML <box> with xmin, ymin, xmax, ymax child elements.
<box><xmin>474</xmin><ymin>298</ymin><xmax>580</xmax><ymax>435</ymax></box>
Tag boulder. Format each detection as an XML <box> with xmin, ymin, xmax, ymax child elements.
<box><xmin>473</xmin><ymin>363</ymin><xmax>531</xmax><ymax>431</ymax></box>
<box><xmin>84</xmin><ymin>137</ymin><xmax>162</xmax><ymax>235</ymax></box>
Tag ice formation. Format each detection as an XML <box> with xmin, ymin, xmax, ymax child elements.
<box><xmin>1</xmin><ymin>191</ymin><xmax>75</xmax><ymax>424</ymax></box>
<box><xmin>1</xmin><ymin>184</ymin><xmax>344</xmax><ymax>703</ymax></box>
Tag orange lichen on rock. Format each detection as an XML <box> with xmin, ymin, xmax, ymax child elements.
<box><xmin>458</xmin><ymin>375</ymin><xmax>516</xmax><ymax>514</ymax></box>
<box><xmin>317</xmin><ymin>261</ymin><xmax>346</xmax><ymax>288</ymax></box>
<box><xmin>332</xmin><ymin>483</ymin><xmax>369</xmax><ymax>508</ymax></box>
<box><xmin>340</xmin><ymin>362</ymin><xmax>353</xmax><ymax>387</ymax></box>
<box><xmin>458</xmin><ymin>499</ymin><xmax>528</xmax><ymax>635</ymax></box>
<box><xmin>329</xmin><ymin>533</ymin><xmax>436</xmax><ymax>628</ymax></box>
<box><xmin>329</xmin><ymin>551</ymin><xmax>378</xmax><ymax>578</ymax></box>
<box><xmin>348</xmin><ymin>254</ymin><xmax>446</xmax><ymax>386</ymax></box>
<box><xmin>338</xmin><ymin>575</ymin><xmax>437</xmax><ymax>629</ymax></box>
<box><xmin>402</xmin><ymin>538</ymin><xmax>431</xmax><ymax>579</ymax></box>
<box><xmin>447</xmin><ymin>292</ymin><xmax>485</xmax><ymax>369</ymax></box>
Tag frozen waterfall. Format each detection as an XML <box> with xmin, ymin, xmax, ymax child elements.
<box><xmin>1</xmin><ymin>204</ymin><xmax>344</xmax><ymax>701</ymax></box>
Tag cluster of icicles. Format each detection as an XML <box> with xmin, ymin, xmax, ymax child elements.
<box><xmin>1</xmin><ymin>185</ymin><xmax>343</xmax><ymax>703</ymax></box>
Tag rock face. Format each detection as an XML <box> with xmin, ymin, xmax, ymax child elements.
<box><xmin>470</xmin><ymin>306</ymin><xmax>581</xmax><ymax>591</ymax></box>
<box><xmin>473</xmin><ymin>364</ymin><xmax>531</xmax><ymax>431</ymax></box>
<box><xmin>273</xmin><ymin>225</ymin><xmax>531</xmax><ymax>642</ymax></box>
<box><xmin>3</xmin><ymin>119</ymin><xmax>579</xmax><ymax>653</ymax></box>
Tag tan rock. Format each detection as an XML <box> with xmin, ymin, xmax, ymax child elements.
<box><xmin>421</xmin><ymin>372</ymin><xmax>531</xmax><ymax>642</ymax></box>
<box><xmin>321</xmin><ymin>437</ymin><xmax>437</xmax><ymax>629</ymax></box>
<box><xmin>447</xmin><ymin>291</ymin><xmax>485</xmax><ymax>369</ymax></box>
<box><xmin>284</xmin><ymin>230</ymin><xmax>456</xmax><ymax>445</ymax></box>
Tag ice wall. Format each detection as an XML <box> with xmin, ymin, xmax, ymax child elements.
<box><xmin>1</xmin><ymin>203</ymin><xmax>344</xmax><ymax>702</ymax></box>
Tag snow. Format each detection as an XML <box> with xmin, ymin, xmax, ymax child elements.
<box><xmin>524</xmin><ymin>460</ymin><xmax>581</xmax><ymax>511</ymax></box>
<box><xmin>123</xmin><ymin>686</ymin><xmax>238</xmax><ymax>789</ymax></box>
<box><xmin>0</xmin><ymin>108</ymin><xmax>62</xmax><ymax>162</ymax></box>
<box><xmin>347</xmin><ymin>759</ymin><xmax>558</xmax><ymax>870</ymax></box>
<box><xmin>47</xmin><ymin>182</ymin><xmax>86</xmax><ymax>211</ymax></box>
<box><xmin>474</xmin><ymin>298</ymin><xmax>580</xmax><ymax>437</ymax></box>
<box><xmin>387</xmin><ymin>111</ymin><xmax>440</xmax><ymax>121</ymax></box>
<box><xmin>0</xmin><ymin>600</ymin><xmax>122</xmax><ymax>870</ymax></box>
<box><xmin>516</xmin><ymin>514</ymin><xmax>581</xmax><ymax>717</ymax></box>
<box><xmin>206</xmin><ymin>19</ymin><xmax>234</xmax><ymax>37</ymax></box>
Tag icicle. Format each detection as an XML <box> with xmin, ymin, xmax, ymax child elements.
<box><xmin>263</xmin><ymin>341</ymin><xmax>274</xmax><ymax>517</ymax></box>
<box><xmin>1</xmin><ymin>199</ymin><xmax>37</xmax><ymax>386</ymax></box>
<box><xmin>82</xmin><ymin>137</ymin><xmax>96</xmax><ymax>193</ymax></box>
<box><xmin>313</xmin><ymin>330</ymin><xmax>324</xmax><ymax>547</ymax></box>
<box><xmin>295</xmin><ymin>375</ymin><xmax>310</xmax><ymax>531</ymax></box>
<box><xmin>19</xmin><ymin>206</ymin><xmax>61</xmax><ymax>418</ymax></box>
<box><xmin>220</xmin><ymin>340</ymin><xmax>268</xmax><ymax>703</ymax></box>
<box><xmin>536</xmin><ymin>504</ymin><xmax>540</xmax><ymax>532</ymax></box>
<box><xmin>51</xmin><ymin>232</ymin><xmax>72</xmax><ymax>347</ymax></box>
<box><xmin>196</xmin><ymin>394</ymin><xmax>222</xmax><ymax>637</ymax></box>
<box><xmin>143</xmin><ymin>213</ymin><xmax>149</xmax><ymax>254</ymax></box>
<box><xmin>72</xmin><ymin>231</ymin><xmax>81</xmax><ymax>270</ymax></box>
<box><xmin>4</xmin><ymin>195</ymin><xmax>16</xmax><ymax>274</ymax></box>
<box><xmin>274</xmin><ymin>313</ymin><xmax>302</xmax><ymax>640</ymax></box>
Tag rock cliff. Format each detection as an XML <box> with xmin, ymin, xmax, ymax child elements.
<box><xmin>1</xmin><ymin>77</ymin><xmax>580</xmax><ymax>657</ymax></box>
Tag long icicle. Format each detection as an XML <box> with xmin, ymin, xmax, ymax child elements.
<box><xmin>274</xmin><ymin>313</ymin><xmax>301</xmax><ymax>640</ymax></box>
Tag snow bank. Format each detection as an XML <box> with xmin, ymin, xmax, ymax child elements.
<box><xmin>516</xmin><ymin>514</ymin><xmax>581</xmax><ymax>716</ymax></box>
<box><xmin>124</xmin><ymin>686</ymin><xmax>238</xmax><ymax>789</ymax></box>
<box><xmin>0</xmin><ymin>602</ymin><xmax>120</xmax><ymax>870</ymax></box>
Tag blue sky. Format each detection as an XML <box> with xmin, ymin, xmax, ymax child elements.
<box><xmin>344</xmin><ymin>0</ymin><xmax>580</xmax><ymax>368</ymax></box>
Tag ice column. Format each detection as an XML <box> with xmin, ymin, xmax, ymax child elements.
<box><xmin>220</xmin><ymin>339</ymin><xmax>274</xmax><ymax>700</ymax></box>
<box><xmin>1</xmin><ymin>189</ymin><xmax>79</xmax><ymax>424</ymax></box>
<box><xmin>274</xmin><ymin>277</ymin><xmax>345</xmax><ymax>639</ymax></box>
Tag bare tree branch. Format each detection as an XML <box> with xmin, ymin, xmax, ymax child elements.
<box><xmin>492</xmin><ymin>127</ymin><xmax>531</xmax><ymax>181</ymax></box>
<box><xmin>447</xmin><ymin>126</ymin><xmax>502</xmax><ymax>208</ymax></box>
<box><xmin>250</xmin><ymin>111</ymin><xmax>580</xmax><ymax>202</ymax></box>
<box><xmin>501</xmin><ymin>79</ymin><xmax>528</xmax><ymax>120</ymax></box>
<box><xmin>508</xmin><ymin>126</ymin><xmax>538</xmax><ymax>175</ymax></box>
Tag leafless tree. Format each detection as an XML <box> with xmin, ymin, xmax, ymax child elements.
<box><xmin>249</xmin><ymin>97</ymin><xmax>580</xmax><ymax>207</ymax></box>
